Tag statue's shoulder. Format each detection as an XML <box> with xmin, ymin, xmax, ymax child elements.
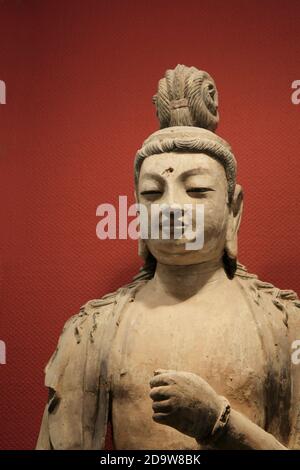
<box><xmin>56</xmin><ymin>269</ymin><xmax>150</xmax><ymax>338</ymax></box>
<box><xmin>74</xmin><ymin>267</ymin><xmax>151</xmax><ymax>327</ymax></box>
<box><xmin>44</xmin><ymin>271</ymin><xmax>150</xmax><ymax>388</ymax></box>
<box><xmin>235</xmin><ymin>261</ymin><xmax>300</xmax><ymax>326</ymax></box>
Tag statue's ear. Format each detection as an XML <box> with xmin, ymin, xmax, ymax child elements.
<box><xmin>225</xmin><ymin>184</ymin><xmax>244</xmax><ymax>260</ymax></box>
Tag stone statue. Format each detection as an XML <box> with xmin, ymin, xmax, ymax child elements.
<box><xmin>36</xmin><ymin>65</ymin><xmax>300</xmax><ymax>450</ymax></box>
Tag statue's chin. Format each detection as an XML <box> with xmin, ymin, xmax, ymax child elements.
<box><xmin>153</xmin><ymin>256</ymin><xmax>216</xmax><ymax>267</ymax></box>
<box><xmin>145</xmin><ymin>241</ymin><xmax>217</xmax><ymax>266</ymax></box>
<box><xmin>147</xmin><ymin>237</ymin><xmax>195</xmax><ymax>255</ymax></box>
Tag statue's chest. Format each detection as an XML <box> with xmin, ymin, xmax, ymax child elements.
<box><xmin>110</xmin><ymin>287</ymin><xmax>268</xmax><ymax>425</ymax></box>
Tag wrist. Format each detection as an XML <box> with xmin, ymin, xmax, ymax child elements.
<box><xmin>196</xmin><ymin>396</ymin><xmax>231</xmax><ymax>446</ymax></box>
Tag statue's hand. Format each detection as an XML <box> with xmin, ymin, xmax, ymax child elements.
<box><xmin>149</xmin><ymin>369</ymin><xmax>223</xmax><ymax>441</ymax></box>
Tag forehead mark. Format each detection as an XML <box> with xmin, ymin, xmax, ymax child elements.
<box><xmin>161</xmin><ymin>167</ymin><xmax>174</xmax><ymax>176</ymax></box>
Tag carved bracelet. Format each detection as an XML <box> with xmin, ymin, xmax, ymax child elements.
<box><xmin>199</xmin><ymin>396</ymin><xmax>231</xmax><ymax>446</ymax></box>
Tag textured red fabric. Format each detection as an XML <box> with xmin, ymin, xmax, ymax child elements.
<box><xmin>0</xmin><ymin>0</ymin><xmax>300</xmax><ymax>450</ymax></box>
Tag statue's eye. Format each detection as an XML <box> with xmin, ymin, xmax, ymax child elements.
<box><xmin>140</xmin><ymin>190</ymin><xmax>162</xmax><ymax>197</ymax></box>
<box><xmin>186</xmin><ymin>187</ymin><xmax>213</xmax><ymax>196</ymax></box>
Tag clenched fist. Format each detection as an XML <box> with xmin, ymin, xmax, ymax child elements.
<box><xmin>149</xmin><ymin>369</ymin><xmax>225</xmax><ymax>442</ymax></box>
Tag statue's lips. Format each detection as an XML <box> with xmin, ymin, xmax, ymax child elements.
<box><xmin>159</xmin><ymin>217</ymin><xmax>188</xmax><ymax>231</ymax></box>
<box><xmin>159</xmin><ymin>222</ymin><xmax>188</xmax><ymax>233</ymax></box>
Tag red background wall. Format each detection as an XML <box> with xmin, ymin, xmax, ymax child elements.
<box><xmin>0</xmin><ymin>0</ymin><xmax>300</xmax><ymax>450</ymax></box>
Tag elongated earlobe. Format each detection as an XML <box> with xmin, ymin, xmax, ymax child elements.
<box><xmin>225</xmin><ymin>184</ymin><xmax>244</xmax><ymax>262</ymax></box>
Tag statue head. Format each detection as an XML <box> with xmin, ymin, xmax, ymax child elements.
<box><xmin>134</xmin><ymin>65</ymin><xmax>243</xmax><ymax>278</ymax></box>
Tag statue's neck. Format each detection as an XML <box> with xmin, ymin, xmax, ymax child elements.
<box><xmin>152</xmin><ymin>258</ymin><xmax>227</xmax><ymax>301</ymax></box>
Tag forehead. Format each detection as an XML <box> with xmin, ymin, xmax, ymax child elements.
<box><xmin>139</xmin><ymin>152</ymin><xmax>226</xmax><ymax>180</ymax></box>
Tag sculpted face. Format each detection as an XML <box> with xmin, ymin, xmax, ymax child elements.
<box><xmin>137</xmin><ymin>152</ymin><xmax>236</xmax><ymax>266</ymax></box>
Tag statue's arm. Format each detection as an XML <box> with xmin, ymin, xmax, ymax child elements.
<box><xmin>211</xmin><ymin>408</ymin><xmax>287</xmax><ymax>450</ymax></box>
<box><xmin>36</xmin><ymin>401</ymin><xmax>52</xmax><ymax>449</ymax></box>
<box><xmin>36</xmin><ymin>390</ymin><xmax>53</xmax><ymax>450</ymax></box>
<box><xmin>35</xmin><ymin>312</ymin><xmax>78</xmax><ymax>450</ymax></box>
<box><xmin>35</xmin><ymin>291</ymin><xmax>123</xmax><ymax>450</ymax></box>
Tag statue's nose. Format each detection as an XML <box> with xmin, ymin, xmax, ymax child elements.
<box><xmin>160</xmin><ymin>186</ymin><xmax>177</xmax><ymax>206</ymax></box>
<box><xmin>160</xmin><ymin>203</ymin><xmax>185</xmax><ymax>226</ymax></box>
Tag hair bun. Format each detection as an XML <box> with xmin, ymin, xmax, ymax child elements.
<box><xmin>153</xmin><ymin>64</ymin><xmax>219</xmax><ymax>132</ymax></box>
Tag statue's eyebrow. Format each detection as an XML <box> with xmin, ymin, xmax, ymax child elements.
<box><xmin>140</xmin><ymin>172</ymin><xmax>165</xmax><ymax>184</ymax></box>
<box><xmin>180</xmin><ymin>167</ymin><xmax>211</xmax><ymax>179</ymax></box>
